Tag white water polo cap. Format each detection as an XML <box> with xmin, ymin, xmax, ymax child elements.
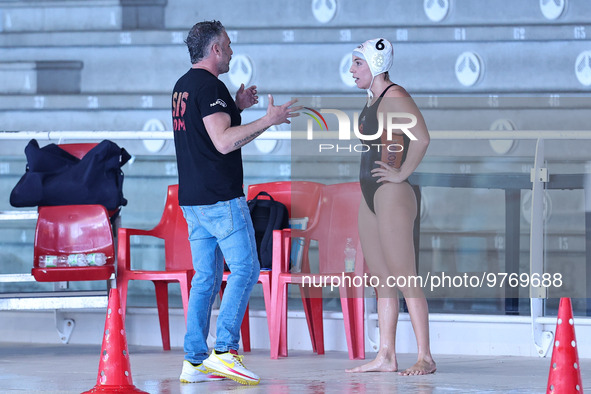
<box><xmin>352</xmin><ymin>38</ymin><xmax>393</xmax><ymax>98</ymax></box>
<box><xmin>353</xmin><ymin>38</ymin><xmax>393</xmax><ymax>77</ymax></box>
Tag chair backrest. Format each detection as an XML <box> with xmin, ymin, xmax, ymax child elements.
<box><xmin>308</xmin><ymin>182</ymin><xmax>364</xmax><ymax>275</ymax></box>
<box><xmin>150</xmin><ymin>184</ymin><xmax>193</xmax><ymax>271</ymax></box>
<box><xmin>247</xmin><ymin>181</ymin><xmax>324</xmax><ymax>229</ymax></box>
<box><xmin>58</xmin><ymin>143</ymin><xmax>98</xmax><ymax>160</ymax></box>
<box><xmin>33</xmin><ymin>204</ymin><xmax>114</xmax><ymax>267</ymax></box>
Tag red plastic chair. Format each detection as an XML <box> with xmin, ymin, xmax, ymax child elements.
<box><xmin>31</xmin><ymin>143</ymin><xmax>121</xmax><ymax>282</ymax></box>
<box><xmin>116</xmin><ymin>184</ymin><xmax>194</xmax><ymax>351</ymax></box>
<box><xmin>32</xmin><ymin>204</ymin><xmax>115</xmax><ymax>282</ymax></box>
<box><xmin>58</xmin><ymin>143</ymin><xmax>98</xmax><ymax>160</ymax></box>
<box><xmin>220</xmin><ymin>181</ymin><xmax>324</xmax><ymax>353</ymax></box>
<box><xmin>270</xmin><ymin>182</ymin><xmax>366</xmax><ymax>360</ymax></box>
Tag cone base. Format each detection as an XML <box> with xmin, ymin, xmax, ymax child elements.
<box><xmin>81</xmin><ymin>384</ymin><xmax>149</xmax><ymax>393</ymax></box>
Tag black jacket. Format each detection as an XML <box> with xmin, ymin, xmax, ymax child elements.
<box><xmin>10</xmin><ymin>139</ymin><xmax>130</xmax><ymax>211</ymax></box>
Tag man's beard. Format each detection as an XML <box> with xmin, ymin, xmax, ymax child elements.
<box><xmin>218</xmin><ymin>60</ymin><xmax>230</xmax><ymax>74</ymax></box>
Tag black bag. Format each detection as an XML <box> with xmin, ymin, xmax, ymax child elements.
<box><xmin>9</xmin><ymin>139</ymin><xmax>131</xmax><ymax>211</ymax></box>
<box><xmin>247</xmin><ymin>191</ymin><xmax>289</xmax><ymax>269</ymax></box>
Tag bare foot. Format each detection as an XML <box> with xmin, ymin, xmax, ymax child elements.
<box><xmin>346</xmin><ymin>355</ymin><xmax>398</xmax><ymax>373</ymax></box>
<box><xmin>398</xmin><ymin>358</ymin><xmax>436</xmax><ymax>376</ymax></box>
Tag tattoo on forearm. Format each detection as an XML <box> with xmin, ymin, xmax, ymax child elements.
<box><xmin>233</xmin><ymin>127</ymin><xmax>269</xmax><ymax>148</ymax></box>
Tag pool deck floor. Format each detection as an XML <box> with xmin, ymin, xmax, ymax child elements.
<box><xmin>0</xmin><ymin>342</ymin><xmax>589</xmax><ymax>393</ymax></box>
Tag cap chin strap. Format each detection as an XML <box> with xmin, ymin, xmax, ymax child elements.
<box><xmin>366</xmin><ymin>75</ymin><xmax>376</xmax><ymax>104</ymax></box>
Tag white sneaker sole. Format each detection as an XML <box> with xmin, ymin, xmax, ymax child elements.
<box><xmin>202</xmin><ymin>360</ymin><xmax>260</xmax><ymax>386</ymax></box>
<box><xmin>179</xmin><ymin>373</ymin><xmax>225</xmax><ymax>383</ymax></box>
<box><xmin>179</xmin><ymin>361</ymin><xmax>225</xmax><ymax>383</ymax></box>
<box><xmin>179</xmin><ymin>376</ymin><xmax>225</xmax><ymax>383</ymax></box>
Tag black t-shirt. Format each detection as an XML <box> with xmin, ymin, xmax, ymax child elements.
<box><xmin>172</xmin><ymin>68</ymin><xmax>244</xmax><ymax>206</ymax></box>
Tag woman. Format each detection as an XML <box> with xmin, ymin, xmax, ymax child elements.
<box><xmin>345</xmin><ymin>38</ymin><xmax>436</xmax><ymax>376</ymax></box>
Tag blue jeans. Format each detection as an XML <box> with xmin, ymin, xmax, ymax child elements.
<box><xmin>181</xmin><ymin>197</ymin><xmax>260</xmax><ymax>364</ymax></box>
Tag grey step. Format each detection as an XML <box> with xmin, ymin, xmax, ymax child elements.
<box><xmin>0</xmin><ymin>61</ymin><xmax>83</xmax><ymax>94</ymax></box>
<box><xmin>0</xmin><ymin>62</ymin><xmax>37</xmax><ymax>94</ymax></box>
<box><xmin>2</xmin><ymin>41</ymin><xmax>591</xmax><ymax>95</ymax></box>
<box><xmin>0</xmin><ymin>108</ymin><xmax>174</xmax><ymax>134</ymax></box>
<box><xmin>2</xmin><ymin>24</ymin><xmax>591</xmax><ymax>48</ymax></box>
<box><xmin>0</xmin><ymin>0</ymin><xmax>123</xmax><ymax>32</ymax></box>
<box><xmin>0</xmin><ymin>0</ymin><xmax>167</xmax><ymax>32</ymax></box>
<box><xmin>2</xmin><ymin>103</ymin><xmax>591</xmax><ymax>146</ymax></box>
<box><xmin>2</xmin><ymin>0</ymin><xmax>590</xmax><ymax>33</ymax></box>
<box><xmin>120</xmin><ymin>0</ymin><xmax>167</xmax><ymax>30</ymax></box>
<box><xmin>164</xmin><ymin>0</ymin><xmax>591</xmax><ymax>29</ymax></box>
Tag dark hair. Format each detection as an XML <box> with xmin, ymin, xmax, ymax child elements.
<box><xmin>185</xmin><ymin>20</ymin><xmax>225</xmax><ymax>64</ymax></box>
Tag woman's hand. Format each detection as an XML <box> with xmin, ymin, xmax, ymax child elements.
<box><xmin>371</xmin><ymin>161</ymin><xmax>407</xmax><ymax>184</ymax></box>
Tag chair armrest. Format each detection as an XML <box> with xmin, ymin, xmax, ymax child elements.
<box><xmin>118</xmin><ymin>227</ymin><xmax>159</xmax><ymax>238</ymax></box>
<box><xmin>283</xmin><ymin>228</ymin><xmax>315</xmax><ymax>243</ymax></box>
<box><xmin>271</xmin><ymin>229</ymin><xmax>316</xmax><ymax>275</ymax></box>
<box><xmin>117</xmin><ymin>227</ymin><xmax>163</xmax><ymax>271</ymax></box>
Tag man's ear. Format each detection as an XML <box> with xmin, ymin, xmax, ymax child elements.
<box><xmin>211</xmin><ymin>42</ymin><xmax>221</xmax><ymax>56</ymax></box>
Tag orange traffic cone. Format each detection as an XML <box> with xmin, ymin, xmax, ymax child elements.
<box><xmin>546</xmin><ymin>298</ymin><xmax>584</xmax><ymax>394</ymax></box>
<box><xmin>82</xmin><ymin>288</ymin><xmax>148</xmax><ymax>393</ymax></box>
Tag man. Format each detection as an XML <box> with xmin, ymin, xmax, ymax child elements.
<box><xmin>172</xmin><ymin>20</ymin><xmax>298</xmax><ymax>386</ymax></box>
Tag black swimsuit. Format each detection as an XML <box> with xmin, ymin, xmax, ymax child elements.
<box><xmin>358</xmin><ymin>84</ymin><xmax>410</xmax><ymax>214</ymax></box>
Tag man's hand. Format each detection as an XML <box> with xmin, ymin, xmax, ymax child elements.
<box><xmin>235</xmin><ymin>84</ymin><xmax>258</xmax><ymax>111</ymax></box>
<box><xmin>265</xmin><ymin>94</ymin><xmax>301</xmax><ymax>126</ymax></box>
<box><xmin>203</xmin><ymin>93</ymin><xmax>301</xmax><ymax>154</ymax></box>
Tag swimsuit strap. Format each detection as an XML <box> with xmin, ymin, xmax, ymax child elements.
<box><xmin>378</xmin><ymin>83</ymin><xmax>398</xmax><ymax>99</ymax></box>
<box><xmin>368</xmin><ymin>83</ymin><xmax>398</xmax><ymax>108</ymax></box>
